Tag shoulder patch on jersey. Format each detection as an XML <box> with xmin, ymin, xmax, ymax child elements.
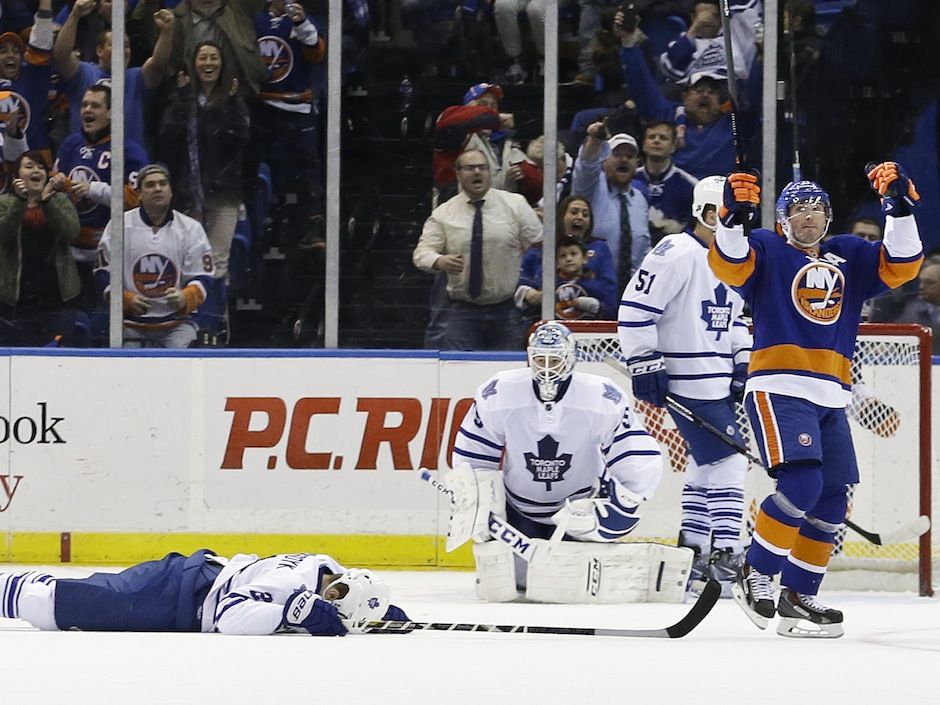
<box><xmin>602</xmin><ymin>382</ymin><xmax>623</xmax><ymax>404</ymax></box>
<box><xmin>523</xmin><ymin>435</ymin><xmax>572</xmax><ymax>491</ymax></box>
<box><xmin>651</xmin><ymin>239</ymin><xmax>675</xmax><ymax>256</ymax></box>
<box><xmin>481</xmin><ymin>379</ymin><xmax>499</xmax><ymax>399</ymax></box>
<box><xmin>791</xmin><ymin>260</ymin><xmax>844</xmax><ymax>325</ymax></box>
<box><xmin>699</xmin><ymin>284</ymin><xmax>733</xmax><ymax>339</ymax></box>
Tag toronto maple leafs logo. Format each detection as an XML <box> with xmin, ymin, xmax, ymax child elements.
<box><xmin>481</xmin><ymin>379</ymin><xmax>498</xmax><ymax>399</ymax></box>
<box><xmin>700</xmin><ymin>284</ymin><xmax>732</xmax><ymax>340</ymax></box>
<box><xmin>524</xmin><ymin>435</ymin><xmax>572</xmax><ymax>491</ymax></box>
<box><xmin>602</xmin><ymin>383</ymin><xmax>622</xmax><ymax>403</ymax></box>
<box><xmin>652</xmin><ymin>240</ymin><xmax>675</xmax><ymax>256</ymax></box>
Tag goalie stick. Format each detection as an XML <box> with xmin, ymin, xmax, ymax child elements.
<box><xmin>664</xmin><ymin>394</ymin><xmax>931</xmax><ymax>547</ymax></box>
<box><xmin>345</xmin><ymin>579</ymin><xmax>721</xmax><ymax>639</ymax></box>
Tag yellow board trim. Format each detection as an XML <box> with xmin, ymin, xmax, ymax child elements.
<box><xmin>1</xmin><ymin>533</ymin><xmax>475</xmax><ymax>569</ymax></box>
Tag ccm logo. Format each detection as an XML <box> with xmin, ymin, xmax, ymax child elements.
<box><xmin>220</xmin><ymin>396</ymin><xmax>473</xmax><ymax>471</ymax></box>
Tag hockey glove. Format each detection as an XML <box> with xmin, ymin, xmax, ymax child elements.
<box><xmin>627</xmin><ymin>353</ymin><xmax>668</xmax><ymax>407</ymax></box>
<box><xmin>866</xmin><ymin>161</ymin><xmax>920</xmax><ymax>217</ymax></box>
<box><xmin>561</xmin><ymin>478</ymin><xmax>642</xmax><ymax>542</ymax></box>
<box><xmin>719</xmin><ymin>171</ymin><xmax>760</xmax><ymax>227</ymax></box>
<box><xmin>282</xmin><ymin>589</ymin><xmax>348</xmax><ymax>636</ymax></box>
<box><xmin>730</xmin><ymin>362</ymin><xmax>748</xmax><ymax>403</ymax></box>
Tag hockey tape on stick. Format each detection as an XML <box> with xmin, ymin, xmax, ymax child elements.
<box><xmin>665</xmin><ymin>396</ymin><xmax>930</xmax><ymax>547</ymax></box>
<box><xmin>347</xmin><ymin>579</ymin><xmax>720</xmax><ymax>639</ymax></box>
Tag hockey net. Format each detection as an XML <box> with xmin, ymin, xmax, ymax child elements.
<box><xmin>562</xmin><ymin>321</ymin><xmax>935</xmax><ymax>595</ymax></box>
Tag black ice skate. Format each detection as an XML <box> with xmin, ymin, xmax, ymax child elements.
<box><xmin>708</xmin><ymin>547</ymin><xmax>744</xmax><ymax>598</ymax></box>
<box><xmin>679</xmin><ymin>535</ymin><xmax>709</xmax><ymax>597</ymax></box>
<box><xmin>775</xmin><ymin>588</ymin><xmax>844</xmax><ymax>638</ymax></box>
<box><xmin>731</xmin><ymin>563</ymin><xmax>776</xmax><ymax>630</ymax></box>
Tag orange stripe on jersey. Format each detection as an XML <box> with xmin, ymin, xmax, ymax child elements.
<box><xmin>878</xmin><ymin>249</ymin><xmax>923</xmax><ymax>289</ymax></box>
<box><xmin>754</xmin><ymin>510</ymin><xmax>800</xmax><ymax>551</ymax></box>
<box><xmin>707</xmin><ymin>241</ymin><xmax>756</xmax><ymax>287</ymax></box>
<box><xmin>754</xmin><ymin>392</ymin><xmax>783</xmax><ymax>466</ymax></box>
<box><xmin>790</xmin><ymin>534</ymin><xmax>835</xmax><ymax>569</ymax></box>
<box><xmin>750</xmin><ymin>345</ymin><xmax>852</xmax><ymax>386</ymax></box>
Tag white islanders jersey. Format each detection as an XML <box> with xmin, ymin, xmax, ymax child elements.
<box><xmin>619</xmin><ymin>231</ymin><xmax>751</xmax><ymax>400</ymax></box>
<box><xmin>200</xmin><ymin>552</ymin><xmax>345</xmax><ymax>635</ymax></box>
<box><xmin>453</xmin><ymin>367</ymin><xmax>662</xmax><ymax>524</ymax></box>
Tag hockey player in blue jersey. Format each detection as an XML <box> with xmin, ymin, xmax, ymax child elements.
<box><xmin>620</xmin><ymin>175</ymin><xmax>751</xmax><ymax>596</ymax></box>
<box><xmin>708</xmin><ymin>164</ymin><xmax>924</xmax><ymax>637</ymax></box>
<box><xmin>0</xmin><ymin>550</ymin><xmax>408</xmax><ymax>636</ymax></box>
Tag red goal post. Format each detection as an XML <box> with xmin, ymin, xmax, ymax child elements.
<box><xmin>557</xmin><ymin>320</ymin><xmax>935</xmax><ymax>595</ymax></box>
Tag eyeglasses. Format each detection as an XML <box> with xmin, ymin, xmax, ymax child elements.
<box><xmin>458</xmin><ymin>164</ymin><xmax>490</xmax><ymax>173</ymax></box>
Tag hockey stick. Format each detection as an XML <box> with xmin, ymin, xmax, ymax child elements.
<box><xmin>664</xmin><ymin>394</ymin><xmax>931</xmax><ymax>546</ymax></box>
<box><xmin>347</xmin><ymin>578</ymin><xmax>721</xmax><ymax>639</ymax></box>
<box><xmin>416</xmin><ymin>468</ymin><xmax>540</xmax><ymax>561</ymax></box>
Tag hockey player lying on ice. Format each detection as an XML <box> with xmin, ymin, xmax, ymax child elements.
<box><xmin>443</xmin><ymin>321</ymin><xmax>696</xmax><ymax>604</ymax></box>
<box><xmin>1</xmin><ymin>551</ymin><xmax>407</xmax><ymax>636</ymax></box>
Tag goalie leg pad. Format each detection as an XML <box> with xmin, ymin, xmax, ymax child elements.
<box><xmin>472</xmin><ymin>541</ymin><xmax>518</xmax><ymax>602</ymax></box>
<box><xmin>445</xmin><ymin>465</ymin><xmax>506</xmax><ymax>552</ymax></box>
<box><xmin>525</xmin><ymin>542</ymin><xmax>694</xmax><ymax>604</ymax></box>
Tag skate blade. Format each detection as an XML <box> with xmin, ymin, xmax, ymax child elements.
<box><xmin>731</xmin><ymin>583</ymin><xmax>769</xmax><ymax>630</ymax></box>
<box><xmin>776</xmin><ymin>616</ymin><xmax>844</xmax><ymax>639</ymax></box>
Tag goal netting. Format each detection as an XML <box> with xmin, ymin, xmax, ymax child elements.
<box><xmin>563</xmin><ymin>321</ymin><xmax>935</xmax><ymax>595</ymax></box>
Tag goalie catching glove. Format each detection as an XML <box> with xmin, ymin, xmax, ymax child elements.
<box><xmin>553</xmin><ymin>478</ymin><xmax>643</xmax><ymax>542</ymax></box>
<box><xmin>866</xmin><ymin>161</ymin><xmax>920</xmax><ymax>217</ymax></box>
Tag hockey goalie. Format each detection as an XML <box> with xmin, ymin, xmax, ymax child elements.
<box><xmin>441</xmin><ymin>321</ymin><xmax>695</xmax><ymax>604</ymax></box>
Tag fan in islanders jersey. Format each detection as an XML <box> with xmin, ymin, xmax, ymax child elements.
<box><xmin>444</xmin><ymin>321</ymin><xmax>694</xmax><ymax>605</ymax></box>
<box><xmin>708</xmin><ymin>163</ymin><xmax>924</xmax><ymax>638</ymax></box>
<box><xmin>0</xmin><ymin>551</ymin><xmax>408</xmax><ymax>636</ymax></box>
<box><xmin>619</xmin><ymin>175</ymin><xmax>752</xmax><ymax>597</ymax></box>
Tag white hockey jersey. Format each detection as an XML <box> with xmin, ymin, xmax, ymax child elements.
<box><xmin>200</xmin><ymin>553</ymin><xmax>346</xmax><ymax>635</ymax></box>
<box><xmin>453</xmin><ymin>367</ymin><xmax>662</xmax><ymax>524</ymax></box>
<box><xmin>96</xmin><ymin>208</ymin><xmax>215</xmax><ymax>328</ymax></box>
<box><xmin>618</xmin><ymin>231</ymin><xmax>751</xmax><ymax>400</ymax></box>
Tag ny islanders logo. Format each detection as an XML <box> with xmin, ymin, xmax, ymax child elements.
<box><xmin>524</xmin><ymin>435</ymin><xmax>572</xmax><ymax>490</ymax></box>
<box><xmin>258</xmin><ymin>35</ymin><xmax>294</xmax><ymax>83</ymax></box>
<box><xmin>700</xmin><ymin>284</ymin><xmax>732</xmax><ymax>340</ymax></box>
<box><xmin>0</xmin><ymin>90</ymin><xmax>30</xmax><ymax>133</ymax></box>
<box><xmin>67</xmin><ymin>165</ymin><xmax>100</xmax><ymax>215</ymax></box>
<box><xmin>133</xmin><ymin>254</ymin><xmax>179</xmax><ymax>297</ymax></box>
<box><xmin>792</xmin><ymin>260</ymin><xmax>844</xmax><ymax>325</ymax></box>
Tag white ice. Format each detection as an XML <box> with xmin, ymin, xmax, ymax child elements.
<box><xmin>1</xmin><ymin>565</ymin><xmax>938</xmax><ymax>705</ymax></box>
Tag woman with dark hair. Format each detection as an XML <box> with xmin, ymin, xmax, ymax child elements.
<box><xmin>0</xmin><ymin>150</ymin><xmax>85</xmax><ymax>345</ymax></box>
<box><xmin>158</xmin><ymin>40</ymin><xmax>250</xmax><ymax>335</ymax></box>
<box><xmin>515</xmin><ymin>194</ymin><xmax>619</xmax><ymax>332</ymax></box>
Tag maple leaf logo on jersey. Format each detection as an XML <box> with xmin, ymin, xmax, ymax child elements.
<box><xmin>481</xmin><ymin>379</ymin><xmax>498</xmax><ymax>399</ymax></box>
<box><xmin>700</xmin><ymin>284</ymin><xmax>732</xmax><ymax>340</ymax></box>
<box><xmin>602</xmin><ymin>383</ymin><xmax>622</xmax><ymax>403</ymax></box>
<box><xmin>524</xmin><ymin>435</ymin><xmax>572</xmax><ymax>491</ymax></box>
<box><xmin>651</xmin><ymin>240</ymin><xmax>675</xmax><ymax>256</ymax></box>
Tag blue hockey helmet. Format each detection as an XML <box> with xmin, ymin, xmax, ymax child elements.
<box><xmin>527</xmin><ymin>321</ymin><xmax>578</xmax><ymax>401</ymax></box>
<box><xmin>775</xmin><ymin>180</ymin><xmax>832</xmax><ymax>246</ymax></box>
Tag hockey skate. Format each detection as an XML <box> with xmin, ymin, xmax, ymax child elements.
<box><xmin>775</xmin><ymin>588</ymin><xmax>844</xmax><ymax>638</ymax></box>
<box><xmin>708</xmin><ymin>547</ymin><xmax>744</xmax><ymax>598</ymax></box>
<box><xmin>684</xmin><ymin>547</ymin><xmax>710</xmax><ymax>598</ymax></box>
<box><xmin>730</xmin><ymin>563</ymin><xmax>776</xmax><ymax>630</ymax></box>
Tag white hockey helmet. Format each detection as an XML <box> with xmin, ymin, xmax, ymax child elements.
<box><xmin>691</xmin><ymin>175</ymin><xmax>726</xmax><ymax>230</ymax></box>
<box><xmin>527</xmin><ymin>321</ymin><xmax>577</xmax><ymax>402</ymax></box>
<box><xmin>325</xmin><ymin>569</ymin><xmax>390</xmax><ymax>624</ymax></box>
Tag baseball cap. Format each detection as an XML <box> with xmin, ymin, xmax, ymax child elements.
<box><xmin>0</xmin><ymin>32</ymin><xmax>25</xmax><ymax>52</ymax></box>
<box><xmin>607</xmin><ymin>133</ymin><xmax>638</xmax><ymax>153</ymax></box>
<box><xmin>463</xmin><ymin>82</ymin><xmax>504</xmax><ymax>105</ymax></box>
<box><xmin>687</xmin><ymin>69</ymin><xmax>726</xmax><ymax>87</ymax></box>
<box><xmin>136</xmin><ymin>163</ymin><xmax>171</xmax><ymax>189</ymax></box>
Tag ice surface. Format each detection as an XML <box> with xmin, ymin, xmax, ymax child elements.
<box><xmin>1</xmin><ymin>566</ymin><xmax>938</xmax><ymax>704</ymax></box>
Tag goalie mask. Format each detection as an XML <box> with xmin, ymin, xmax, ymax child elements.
<box><xmin>527</xmin><ymin>322</ymin><xmax>577</xmax><ymax>402</ymax></box>
<box><xmin>325</xmin><ymin>569</ymin><xmax>390</xmax><ymax>624</ymax></box>
<box><xmin>691</xmin><ymin>175</ymin><xmax>726</xmax><ymax>230</ymax></box>
<box><xmin>775</xmin><ymin>180</ymin><xmax>832</xmax><ymax>247</ymax></box>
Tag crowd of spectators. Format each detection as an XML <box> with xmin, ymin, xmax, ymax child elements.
<box><xmin>0</xmin><ymin>0</ymin><xmax>936</xmax><ymax>351</ymax></box>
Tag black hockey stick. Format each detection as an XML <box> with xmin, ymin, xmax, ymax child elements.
<box><xmin>349</xmin><ymin>579</ymin><xmax>720</xmax><ymax>639</ymax></box>
<box><xmin>665</xmin><ymin>394</ymin><xmax>930</xmax><ymax>546</ymax></box>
